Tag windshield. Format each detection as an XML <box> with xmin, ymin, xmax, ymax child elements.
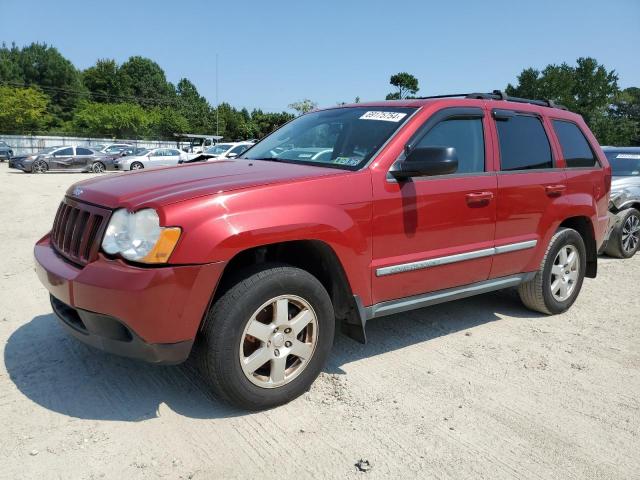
<box><xmin>205</xmin><ymin>144</ymin><xmax>233</xmax><ymax>155</ymax></box>
<box><xmin>606</xmin><ymin>151</ymin><xmax>640</xmax><ymax>176</ymax></box>
<box><xmin>241</xmin><ymin>107</ymin><xmax>416</xmax><ymax>170</ymax></box>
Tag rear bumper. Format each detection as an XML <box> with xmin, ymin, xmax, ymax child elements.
<box><xmin>35</xmin><ymin>234</ymin><xmax>225</xmax><ymax>362</ymax></box>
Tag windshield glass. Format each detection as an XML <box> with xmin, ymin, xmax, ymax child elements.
<box><xmin>606</xmin><ymin>151</ymin><xmax>640</xmax><ymax>176</ymax></box>
<box><xmin>205</xmin><ymin>144</ymin><xmax>233</xmax><ymax>155</ymax></box>
<box><xmin>242</xmin><ymin>107</ymin><xmax>416</xmax><ymax>170</ymax></box>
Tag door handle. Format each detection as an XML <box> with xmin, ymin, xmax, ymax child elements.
<box><xmin>465</xmin><ymin>191</ymin><xmax>494</xmax><ymax>206</ymax></box>
<box><xmin>545</xmin><ymin>184</ymin><xmax>566</xmax><ymax>197</ymax></box>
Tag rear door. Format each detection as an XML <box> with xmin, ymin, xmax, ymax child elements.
<box><xmin>489</xmin><ymin>108</ymin><xmax>567</xmax><ymax>278</ymax></box>
<box><xmin>74</xmin><ymin>147</ymin><xmax>95</xmax><ymax>169</ymax></box>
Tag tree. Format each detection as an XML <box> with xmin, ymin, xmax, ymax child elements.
<box><xmin>71</xmin><ymin>102</ymin><xmax>151</xmax><ymax>138</ymax></box>
<box><xmin>288</xmin><ymin>99</ymin><xmax>317</xmax><ymax>115</ymax></box>
<box><xmin>83</xmin><ymin>59</ymin><xmax>124</xmax><ymax>102</ymax></box>
<box><xmin>386</xmin><ymin>72</ymin><xmax>419</xmax><ymax>100</ymax></box>
<box><xmin>176</xmin><ymin>78</ymin><xmax>212</xmax><ymax>132</ymax></box>
<box><xmin>506</xmin><ymin>57</ymin><xmax>623</xmax><ymax>143</ymax></box>
<box><xmin>0</xmin><ymin>85</ymin><xmax>51</xmax><ymax>133</ymax></box>
<box><xmin>0</xmin><ymin>43</ymin><xmax>23</xmax><ymax>83</ymax></box>
<box><xmin>118</xmin><ymin>56</ymin><xmax>175</xmax><ymax>107</ymax></box>
<box><xmin>11</xmin><ymin>43</ymin><xmax>85</xmax><ymax>123</ymax></box>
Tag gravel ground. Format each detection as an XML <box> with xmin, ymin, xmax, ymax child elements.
<box><xmin>0</xmin><ymin>162</ymin><xmax>639</xmax><ymax>480</ymax></box>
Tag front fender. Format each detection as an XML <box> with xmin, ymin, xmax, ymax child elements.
<box><xmin>163</xmin><ymin>172</ymin><xmax>373</xmax><ymax>302</ymax></box>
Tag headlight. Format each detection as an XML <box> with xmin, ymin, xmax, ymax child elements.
<box><xmin>101</xmin><ymin>208</ymin><xmax>181</xmax><ymax>264</ymax></box>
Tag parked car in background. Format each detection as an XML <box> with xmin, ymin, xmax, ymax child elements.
<box><xmin>601</xmin><ymin>147</ymin><xmax>640</xmax><ymax>258</ymax></box>
<box><xmin>180</xmin><ymin>142</ymin><xmax>255</xmax><ymax>164</ymax></box>
<box><xmin>9</xmin><ymin>145</ymin><xmax>114</xmax><ymax>173</ymax></box>
<box><xmin>101</xmin><ymin>143</ymin><xmax>134</xmax><ymax>155</ymax></box>
<box><xmin>90</xmin><ymin>143</ymin><xmax>110</xmax><ymax>152</ymax></box>
<box><xmin>114</xmin><ymin>148</ymin><xmax>187</xmax><ymax>171</ymax></box>
<box><xmin>0</xmin><ymin>141</ymin><xmax>13</xmax><ymax>161</ymax></box>
<box><xmin>120</xmin><ymin>146</ymin><xmax>148</xmax><ymax>157</ymax></box>
<box><xmin>35</xmin><ymin>93</ymin><xmax>611</xmax><ymax>410</ymax></box>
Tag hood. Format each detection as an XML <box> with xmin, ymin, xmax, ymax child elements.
<box><xmin>66</xmin><ymin>159</ymin><xmax>344</xmax><ymax>209</ymax></box>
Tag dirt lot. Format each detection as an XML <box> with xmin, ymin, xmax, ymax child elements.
<box><xmin>0</xmin><ymin>162</ymin><xmax>638</xmax><ymax>480</ymax></box>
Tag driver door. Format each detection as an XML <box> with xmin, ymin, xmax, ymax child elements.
<box><xmin>50</xmin><ymin>147</ymin><xmax>75</xmax><ymax>170</ymax></box>
<box><xmin>147</xmin><ymin>149</ymin><xmax>165</xmax><ymax>168</ymax></box>
<box><xmin>371</xmin><ymin>107</ymin><xmax>497</xmax><ymax>304</ymax></box>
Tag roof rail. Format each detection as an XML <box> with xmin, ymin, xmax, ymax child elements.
<box><xmin>416</xmin><ymin>91</ymin><xmax>568</xmax><ymax>110</ymax></box>
<box><xmin>466</xmin><ymin>90</ymin><xmax>568</xmax><ymax>110</ymax></box>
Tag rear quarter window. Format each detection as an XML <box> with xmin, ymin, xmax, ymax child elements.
<box><xmin>552</xmin><ymin>120</ymin><xmax>598</xmax><ymax>168</ymax></box>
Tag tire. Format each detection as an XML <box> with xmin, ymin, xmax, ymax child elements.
<box><xmin>518</xmin><ymin>228</ymin><xmax>587</xmax><ymax>315</ymax></box>
<box><xmin>130</xmin><ymin>162</ymin><xmax>144</xmax><ymax>171</ymax></box>
<box><xmin>195</xmin><ymin>264</ymin><xmax>335</xmax><ymax>410</ymax></box>
<box><xmin>31</xmin><ymin>160</ymin><xmax>48</xmax><ymax>174</ymax></box>
<box><xmin>604</xmin><ymin>208</ymin><xmax>640</xmax><ymax>259</ymax></box>
<box><xmin>91</xmin><ymin>161</ymin><xmax>106</xmax><ymax>173</ymax></box>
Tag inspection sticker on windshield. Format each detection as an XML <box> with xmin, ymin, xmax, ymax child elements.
<box><xmin>359</xmin><ymin>111</ymin><xmax>407</xmax><ymax>122</ymax></box>
<box><xmin>617</xmin><ymin>154</ymin><xmax>640</xmax><ymax>159</ymax></box>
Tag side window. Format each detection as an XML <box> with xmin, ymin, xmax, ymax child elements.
<box><xmin>76</xmin><ymin>147</ymin><xmax>93</xmax><ymax>155</ymax></box>
<box><xmin>495</xmin><ymin>113</ymin><xmax>553</xmax><ymax>171</ymax></box>
<box><xmin>415</xmin><ymin>117</ymin><xmax>485</xmax><ymax>174</ymax></box>
<box><xmin>151</xmin><ymin>149</ymin><xmax>162</xmax><ymax>156</ymax></box>
<box><xmin>552</xmin><ymin>120</ymin><xmax>598</xmax><ymax>168</ymax></box>
<box><xmin>56</xmin><ymin>147</ymin><xmax>74</xmax><ymax>156</ymax></box>
<box><xmin>169</xmin><ymin>149</ymin><xmax>181</xmax><ymax>156</ymax></box>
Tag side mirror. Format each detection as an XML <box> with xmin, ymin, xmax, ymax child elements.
<box><xmin>390</xmin><ymin>146</ymin><xmax>458</xmax><ymax>180</ymax></box>
<box><xmin>226</xmin><ymin>152</ymin><xmax>238</xmax><ymax>158</ymax></box>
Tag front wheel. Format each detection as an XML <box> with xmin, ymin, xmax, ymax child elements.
<box><xmin>518</xmin><ymin>228</ymin><xmax>587</xmax><ymax>315</ymax></box>
<box><xmin>195</xmin><ymin>265</ymin><xmax>335</xmax><ymax>410</ymax></box>
<box><xmin>31</xmin><ymin>160</ymin><xmax>48</xmax><ymax>174</ymax></box>
<box><xmin>605</xmin><ymin>208</ymin><xmax>640</xmax><ymax>259</ymax></box>
<box><xmin>130</xmin><ymin>162</ymin><xmax>144</xmax><ymax>171</ymax></box>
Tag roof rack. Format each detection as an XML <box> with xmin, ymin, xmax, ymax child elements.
<box><xmin>416</xmin><ymin>90</ymin><xmax>568</xmax><ymax>110</ymax></box>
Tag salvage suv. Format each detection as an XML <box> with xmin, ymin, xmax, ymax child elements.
<box><xmin>34</xmin><ymin>92</ymin><xmax>611</xmax><ymax>409</ymax></box>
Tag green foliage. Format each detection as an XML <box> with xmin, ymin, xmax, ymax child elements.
<box><xmin>0</xmin><ymin>85</ymin><xmax>51</xmax><ymax>133</ymax></box>
<box><xmin>288</xmin><ymin>99</ymin><xmax>318</xmax><ymax>115</ymax></box>
<box><xmin>82</xmin><ymin>59</ymin><xmax>124</xmax><ymax>102</ymax></box>
<box><xmin>0</xmin><ymin>42</ymin><xmax>295</xmax><ymax>140</ymax></box>
<box><xmin>386</xmin><ymin>72</ymin><xmax>419</xmax><ymax>100</ymax></box>
<box><xmin>505</xmin><ymin>57</ymin><xmax>640</xmax><ymax>145</ymax></box>
<box><xmin>118</xmin><ymin>56</ymin><xmax>176</xmax><ymax>107</ymax></box>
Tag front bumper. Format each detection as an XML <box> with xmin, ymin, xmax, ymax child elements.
<box><xmin>35</xmin><ymin>234</ymin><xmax>225</xmax><ymax>363</ymax></box>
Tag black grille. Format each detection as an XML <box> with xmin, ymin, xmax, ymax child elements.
<box><xmin>50</xmin><ymin>198</ymin><xmax>111</xmax><ymax>266</ymax></box>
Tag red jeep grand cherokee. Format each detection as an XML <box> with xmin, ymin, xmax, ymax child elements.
<box><xmin>35</xmin><ymin>92</ymin><xmax>611</xmax><ymax>409</ymax></box>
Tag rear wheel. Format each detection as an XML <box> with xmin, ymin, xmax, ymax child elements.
<box><xmin>31</xmin><ymin>160</ymin><xmax>48</xmax><ymax>174</ymax></box>
<box><xmin>195</xmin><ymin>264</ymin><xmax>335</xmax><ymax>410</ymax></box>
<box><xmin>130</xmin><ymin>162</ymin><xmax>144</xmax><ymax>171</ymax></box>
<box><xmin>605</xmin><ymin>208</ymin><xmax>640</xmax><ymax>259</ymax></box>
<box><xmin>518</xmin><ymin>228</ymin><xmax>586</xmax><ymax>315</ymax></box>
<box><xmin>91</xmin><ymin>161</ymin><xmax>106</xmax><ymax>173</ymax></box>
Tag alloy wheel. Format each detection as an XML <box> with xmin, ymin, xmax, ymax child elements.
<box><xmin>239</xmin><ymin>295</ymin><xmax>318</xmax><ymax>388</ymax></box>
<box><xmin>622</xmin><ymin>214</ymin><xmax>640</xmax><ymax>253</ymax></box>
<box><xmin>92</xmin><ymin>162</ymin><xmax>105</xmax><ymax>173</ymax></box>
<box><xmin>32</xmin><ymin>160</ymin><xmax>47</xmax><ymax>174</ymax></box>
<box><xmin>550</xmin><ymin>244</ymin><xmax>580</xmax><ymax>302</ymax></box>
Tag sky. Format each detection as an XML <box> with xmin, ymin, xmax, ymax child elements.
<box><xmin>1</xmin><ymin>0</ymin><xmax>639</xmax><ymax>113</ymax></box>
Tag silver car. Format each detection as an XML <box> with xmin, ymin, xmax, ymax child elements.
<box><xmin>114</xmin><ymin>148</ymin><xmax>187</xmax><ymax>171</ymax></box>
<box><xmin>602</xmin><ymin>147</ymin><xmax>640</xmax><ymax>258</ymax></box>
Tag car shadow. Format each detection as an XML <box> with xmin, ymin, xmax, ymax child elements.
<box><xmin>5</xmin><ymin>288</ymin><xmax>539</xmax><ymax>421</ymax></box>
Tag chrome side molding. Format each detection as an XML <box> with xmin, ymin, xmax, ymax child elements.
<box><xmin>375</xmin><ymin>240</ymin><xmax>538</xmax><ymax>277</ymax></box>
<box><xmin>365</xmin><ymin>272</ymin><xmax>536</xmax><ymax>320</ymax></box>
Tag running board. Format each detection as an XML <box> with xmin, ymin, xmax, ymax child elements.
<box><xmin>347</xmin><ymin>273</ymin><xmax>535</xmax><ymax>342</ymax></box>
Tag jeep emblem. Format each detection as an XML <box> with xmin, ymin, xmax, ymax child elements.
<box><xmin>72</xmin><ymin>187</ymin><xmax>83</xmax><ymax>197</ymax></box>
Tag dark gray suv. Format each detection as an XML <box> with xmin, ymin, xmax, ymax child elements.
<box><xmin>0</xmin><ymin>141</ymin><xmax>13</xmax><ymax>161</ymax></box>
<box><xmin>9</xmin><ymin>145</ymin><xmax>114</xmax><ymax>173</ymax></box>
